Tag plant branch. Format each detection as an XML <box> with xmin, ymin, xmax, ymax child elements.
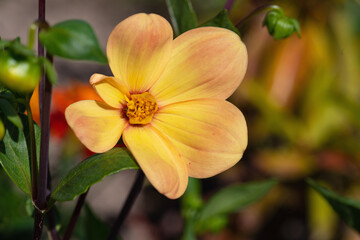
<box><xmin>33</xmin><ymin>209</ymin><xmax>45</xmax><ymax>240</ymax></box>
<box><xmin>33</xmin><ymin>0</ymin><xmax>49</xmax><ymax>239</ymax></box>
<box><xmin>63</xmin><ymin>190</ymin><xmax>90</xmax><ymax>240</ymax></box>
<box><xmin>47</xmin><ymin>207</ymin><xmax>60</xmax><ymax>240</ymax></box>
<box><xmin>107</xmin><ymin>170</ymin><xmax>145</xmax><ymax>240</ymax></box>
<box><xmin>37</xmin><ymin>52</ymin><xmax>53</xmax><ymax>210</ymax></box>
<box><xmin>235</xmin><ymin>4</ymin><xmax>282</xmax><ymax>29</ymax></box>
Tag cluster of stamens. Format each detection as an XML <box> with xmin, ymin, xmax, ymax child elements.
<box><xmin>125</xmin><ymin>92</ymin><xmax>158</xmax><ymax>124</ymax></box>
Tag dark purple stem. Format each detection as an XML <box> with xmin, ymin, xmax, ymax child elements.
<box><xmin>37</xmin><ymin>52</ymin><xmax>53</xmax><ymax>210</ymax></box>
<box><xmin>33</xmin><ymin>210</ymin><xmax>45</xmax><ymax>240</ymax></box>
<box><xmin>63</xmin><ymin>190</ymin><xmax>90</xmax><ymax>240</ymax></box>
<box><xmin>224</xmin><ymin>0</ymin><xmax>235</xmax><ymax>12</ymax></box>
<box><xmin>107</xmin><ymin>171</ymin><xmax>145</xmax><ymax>240</ymax></box>
<box><xmin>47</xmin><ymin>208</ymin><xmax>61</xmax><ymax>240</ymax></box>
<box><xmin>33</xmin><ymin>0</ymin><xmax>52</xmax><ymax>239</ymax></box>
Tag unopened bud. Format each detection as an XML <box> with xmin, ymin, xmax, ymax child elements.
<box><xmin>263</xmin><ymin>9</ymin><xmax>301</xmax><ymax>40</ymax></box>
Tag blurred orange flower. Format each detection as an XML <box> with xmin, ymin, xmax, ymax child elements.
<box><xmin>30</xmin><ymin>82</ymin><xmax>101</xmax><ymax>138</ymax></box>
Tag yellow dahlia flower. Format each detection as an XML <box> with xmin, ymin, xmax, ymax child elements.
<box><xmin>65</xmin><ymin>13</ymin><xmax>248</xmax><ymax>199</ymax></box>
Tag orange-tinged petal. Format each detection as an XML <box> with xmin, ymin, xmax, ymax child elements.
<box><xmin>123</xmin><ymin>125</ymin><xmax>188</xmax><ymax>199</ymax></box>
<box><xmin>150</xmin><ymin>27</ymin><xmax>247</xmax><ymax>106</ymax></box>
<box><xmin>152</xmin><ymin>99</ymin><xmax>247</xmax><ymax>178</ymax></box>
<box><xmin>65</xmin><ymin>100</ymin><xmax>127</xmax><ymax>153</ymax></box>
<box><xmin>90</xmin><ymin>73</ymin><xmax>129</xmax><ymax>108</ymax></box>
<box><xmin>107</xmin><ymin>13</ymin><xmax>173</xmax><ymax>93</ymax></box>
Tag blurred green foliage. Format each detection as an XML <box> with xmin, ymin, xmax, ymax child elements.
<box><xmin>0</xmin><ymin>167</ymin><xmax>33</xmax><ymax>239</ymax></box>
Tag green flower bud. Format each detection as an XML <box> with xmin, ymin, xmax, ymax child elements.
<box><xmin>264</xmin><ymin>10</ymin><xmax>281</xmax><ymax>34</ymax></box>
<box><xmin>263</xmin><ymin>9</ymin><xmax>301</xmax><ymax>40</ymax></box>
<box><xmin>0</xmin><ymin>51</ymin><xmax>41</xmax><ymax>93</ymax></box>
<box><xmin>0</xmin><ymin>119</ymin><xmax>5</xmax><ymax>141</ymax></box>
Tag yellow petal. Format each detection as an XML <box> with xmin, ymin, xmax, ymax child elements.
<box><xmin>123</xmin><ymin>125</ymin><xmax>188</xmax><ymax>199</ymax></box>
<box><xmin>90</xmin><ymin>74</ymin><xmax>130</xmax><ymax>108</ymax></box>
<box><xmin>65</xmin><ymin>100</ymin><xmax>127</xmax><ymax>153</ymax></box>
<box><xmin>150</xmin><ymin>27</ymin><xmax>247</xmax><ymax>106</ymax></box>
<box><xmin>107</xmin><ymin>13</ymin><xmax>173</xmax><ymax>93</ymax></box>
<box><xmin>152</xmin><ymin>99</ymin><xmax>247</xmax><ymax>178</ymax></box>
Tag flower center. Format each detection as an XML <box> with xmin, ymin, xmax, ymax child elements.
<box><xmin>125</xmin><ymin>92</ymin><xmax>158</xmax><ymax>125</ymax></box>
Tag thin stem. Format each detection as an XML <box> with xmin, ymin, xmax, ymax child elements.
<box><xmin>224</xmin><ymin>0</ymin><xmax>235</xmax><ymax>12</ymax></box>
<box><xmin>107</xmin><ymin>171</ymin><xmax>145</xmax><ymax>240</ymax></box>
<box><xmin>38</xmin><ymin>0</ymin><xmax>45</xmax><ymax>22</ymax></box>
<box><xmin>33</xmin><ymin>210</ymin><xmax>45</xmax><ymax>240</ymax></box>
<box><xmin>63</xmin><ymin>190</ymin><xmax>89</xmax><ymax>240</ymax></box>
<box><xmin>33</xmin><ymin>0</ymin><xmax>48</xmax><ymax>239</ymax></box>
<box><xmin>37</xmin><ymin>53</ymin><xmax>53</xmax><ymax>211</ymax></box>
<box><xmin>235</xmin><ymin>4</ymin><xmax>282</xmax><ymax>29</ymax></box>
<box><xmin>26</xmin><ymin>94</ymin><xmax>38</xmax><ymax>202</ymax></box>
<box><xmin>47</xmin><ymin>208</ymin><xmax>60</xmax><ymax>240</ymax></box>
<box><xmin>48</xmin><ymin>229</ymin><xmax>60</xmax><ymax>240</ymax></box>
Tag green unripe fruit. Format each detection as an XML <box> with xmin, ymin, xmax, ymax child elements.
<box><xmin>0</xmin><ymin>51</ymin><xmax>41</xmax><ymax>93</ymax></box>
<box><xmin>0</xmin><ymin>119</ymin><xmax>5</xmax><ymax>141</ymax></box>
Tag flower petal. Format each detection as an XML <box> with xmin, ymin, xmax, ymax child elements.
<box><xmin>123</xmin><ymin>125</ymin><xmax>188</xmax><ymax>199</ymax></box>
<box><xmin>107</xmin><ymin>13</ymin><xmax>173</xmax><ymax>93</ymax></box>
<box><xmin>90</xmin><ymin>73</ymin><xmax>129</xmax><ymax>108</ymax></box>
<box><xmin>65</xmin><ymin>100</ymin><xmax>127</xmax><ymax>153</ymax></box>
<box><xmin>150</xmin><ymin>27</ymin><xmax>247</xmax><ymax>106</ymax></box>
<box><xmin>152</xmin><ymin>99</ymin><xmax>247</xmax><ymax>178</ymax></box>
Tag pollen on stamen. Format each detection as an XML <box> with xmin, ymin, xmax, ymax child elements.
<box><xmin>125</xmin><ymin>92</ymin><xmax>158</xmax><ymax>124</ymax></box>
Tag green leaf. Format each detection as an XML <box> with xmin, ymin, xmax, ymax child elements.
<box><xmin>166</xmin><ymin>0</ymin><xmax>198</xmax><ymax>36</ymax></box>
<box><xmin>198</xmin><ymin>179</ymin><xmax>277</xmax><ymax>223</ymax></box>
<box><xmin>0</xmin><ymin>169</ymin><xmax>33</xmax><ymax>237</ymax></box>
<box><xmin>51</xmin><ymin>147</ymin><xmax>139</xmax><ymax>202</ymax></box>
<box><xmin>0</xmin><ymin>115</ymin><xmax>32</xmax><ymax>195</ymax></box>
<box><xmin>196</xmin><ymin>214</ymin><xmax>228</xmax><ymax>234</ymax></box>
<box><xmin>39</xmin><ymin>20</ymin><xmax>107</xmax><ymax>63</ymax></box>
<box><xmin>307</xmin><ymin>178</ymin><xmax>360</xmax><ymax>232</ymax></box>
<box><xmin>200</xmin><ymin>10</ymin><xmax>240</xmax><ymax>35</ymax></box>
<box><xmin>0</xmin><ymin>98</ymin><xmax>23</xmax><ymax>129</ymax></box>
<box><xmin>33</xmin><ymin>119</ymin><xmax>41</xmax><ymax>169</ymax></box>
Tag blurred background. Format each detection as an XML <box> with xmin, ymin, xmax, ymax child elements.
<box><xmin>1</xmin><ymin>0</ymin><xmax>360</xmax><ymax>239</ymax></box>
